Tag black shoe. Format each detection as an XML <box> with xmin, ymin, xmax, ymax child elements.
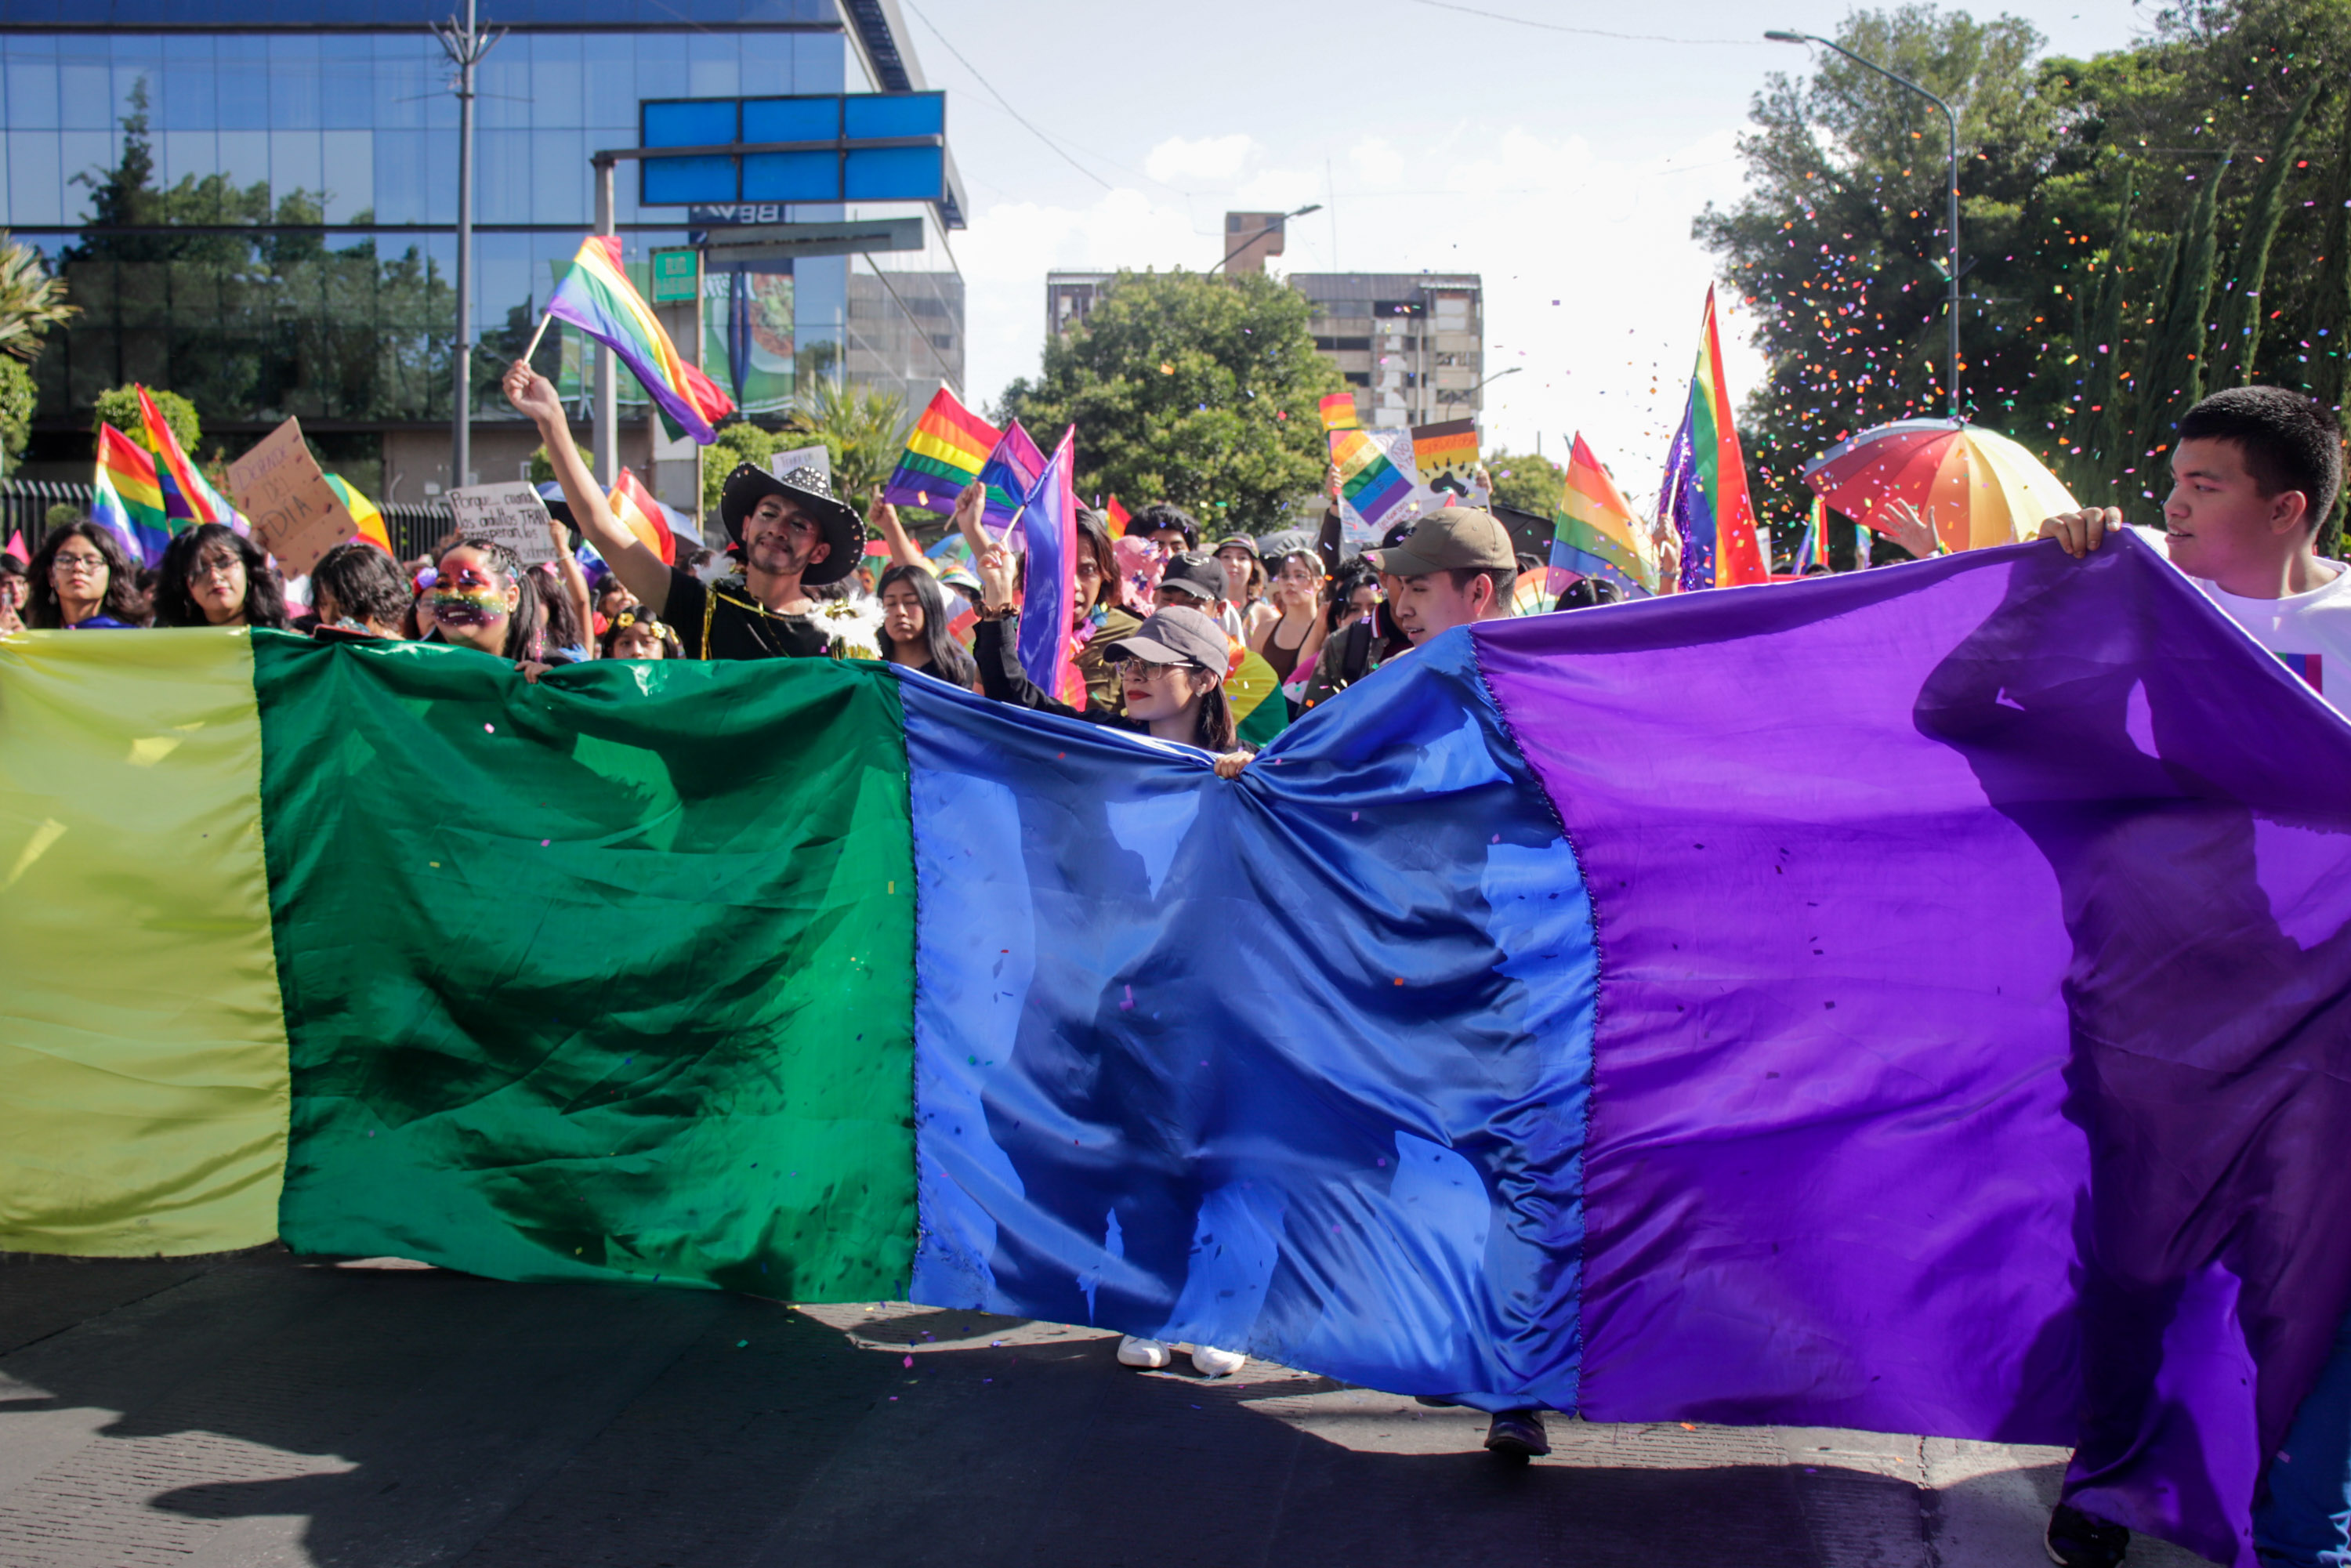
<box><xmin>1483</xmin><ymin>1409</ymin><xmax>1549</xmax><ymax>1461</ymax></box>
<box><xmin>2045</xmin><ymin>1503</ymin><xmax>2128</xmax><ymax>1566</ymax></box>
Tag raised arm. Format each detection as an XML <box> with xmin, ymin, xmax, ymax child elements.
<box><xmin>544</xmin><ymin>505</ymin><xmax>596</xmax><ymax>656</ymax></box>
<box><xmin>502</xmin><ymin>361</ymin><xmax>672</xmax><ymax>611</ymax></box>
<box><xmin>868</xmin><ymin>487</ymin><xmax>929</xmax><ymax>572</ymax></box>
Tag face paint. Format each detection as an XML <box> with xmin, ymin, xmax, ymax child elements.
<box><xmin>428</xmin><ymin>566</ymin><xmax>508</xmax><ymax>628</ymax></box>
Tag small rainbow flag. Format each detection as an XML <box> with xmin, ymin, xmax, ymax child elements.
<box><xmin>94</xmin><ymin>422</ymin><xmax>172</xmax><ymax>567</ymax></box>
<box><xmin>1105</xmin><ymin>495</ymin><xmax>1132</xmax><ymax>533</ymax></box>
<box><xmin>1411</xmin><ymin>418</ymin><xmax>1479</xmax><ymax>481</ymax></box>
<box><xmin>1790</xmin><ymin>496</ymin><xmax>1826</xmax><ymax>576</ymax></box>
<box><xmin>883</xmin><ymin>386</ymin><xmax>1002</xmax><ymax>515</ymax></box>
<box><xmin>1660</xmin><ymin>285</ymin><xmax>1766</xmax><ymax>590</ymax></box>
<box><xmin>1331</xmin><ymin>427</ymin><xmax>1412</xmax><ymax>527</ymax></box>
<box><xmin>545</xmin><ymin>235</ymin><xmax>735</xmax><ymax>444</ymax></box>
<box><xmin>1318</xmin><ymin>393</ymin><xmax>1360</xmax><ymax>433</ymax></box>
<box><xmin>1548</xmin><ymin>433</ymin><xmax>1656</xmax><ymax>599</ymax></box>
<box><xmin>609</xmin><ymin>467</ymin><xmax>676</xmax><ymax>567</ymax></box>
<box><xmin>138</xmin><ymin>385</ymin><xmax>245</xmax><ymax>534</ymax></box>
<box><xmin>980</xmin><ymin>422</ymin><xmax>1046</xmax><ymax>534</ymax></box>
<box><xmin>323</xmin><ymin>474</ymin><xmax>394</xmax><ymax>556</ymax></box>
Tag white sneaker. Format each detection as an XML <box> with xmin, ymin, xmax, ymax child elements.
<box><xmin>1117</xmin><ymin>1334</ymin><xmax>1172</xmax><ymax>1369</ymax></box>
<box><xmin>1190</xmin><ymin>1345</ymin><xmax>1246</xmax><ymax>1378</ymax></box>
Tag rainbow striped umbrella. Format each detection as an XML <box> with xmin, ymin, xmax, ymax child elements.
<box><xmin>1801</xmin><ymin>420</ymin><xmax>2080</xmax><ymax>554</ymax></box>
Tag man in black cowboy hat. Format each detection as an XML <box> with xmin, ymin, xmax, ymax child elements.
<box><xmin>503</xmin><ymin>362</ymin><xmax>864</xmax><ymax>660</ymax></box>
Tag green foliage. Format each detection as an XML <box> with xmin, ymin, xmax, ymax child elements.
<box><xmin>527</xmin><ymin>441</ymin><xmax>594</xmax><ymax>487</ymax></box>
<box><xmin>92</xmin><ymin>383</ymin><xmax>199</xmax><ymax>452</ymax></box>
<box><xmin>45</xmin><ymin>503</ymin><xmax>82</xmax><ymax>531</ymax></box>
<box><xmin>1487</xmin><ymin>451</ymin><xmax>1567</xmax><ymax>517</ymax></box>
<box><xmin>0</xmin><ymin>357</ymin><xmax>33</xmax><ymax>466</ymax></box>
<box><xmin>701</xmin><ymin>421</ymin><xmax>783</xmax><ymax>515</ymax></box>
<box><xmin>782</xmin><ymin>379</ymin><xmax>907</xmax><ymax>505</ymax></box>
<box><xmin>0</xmin><ymin>234</ymin><xmax>75</xmax><ymax>362</ymax></box>
<box><xmin>1701</xmin><ymin>0</ymin><xmax>2351</xmax><ymax>550</ymax></box>
<box><xmin>998</xmin><ymin>270</ymin><xmax>1344</xmax><ymax>533</ymax></box>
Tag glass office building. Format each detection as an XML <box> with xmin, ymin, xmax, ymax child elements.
<box><xmin>0</xmin><ymin>0</ymin><xmax>968</xmax><ymax>509</ymax></box>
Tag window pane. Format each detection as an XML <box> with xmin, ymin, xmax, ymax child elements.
<box><xmin>530</xmin><ymin>34</ymin><xmax>582</xmax><ymax>130</ymax></box>
<box><xmin>635</xmin><ymin>34</ymin><xmax>687</xmax><ymax>103</ymax></box>
<box><xmin>531</xmin><ymin>129</ymin><xmax>585</xmax><ymax>225</ymax></box>
<box><xmin>477</xmin><ymin>37</ymin><xmax>530</xmax><ymax>132</ymax></box>
<box><xmin>321</xmin><ymin>129</ymin><xmax>372</xmax><ymax>223</ymax></box>
<box><xmin>269</xmin><ymin>35</ymin><xmax>321</xmax><ymax>130</ymax></box>
<box><xmin>215</xmin><ymin>36</ymin><xmax>267</xmax><ymax>132</ymax></box>
<box><xmin>58</xmin><ymin>39</ymin><xmax>110</xmax><ymax>131</ymax></box>
<box><xmin>57</xmin><ymin>132</ymin><xmax>112</xmax><ymax>220</ymax></box>
<box><xmin>6</xmin><ymin>39</ymin><xmax>60</xmax><ymax>129</ymax></box>
<box><xmin>319</xmin><ymin>36</ymin><xmax>373</xmax><ymax>131</ymax></box>
<box><xmin>685</xmin><ymin>34</ymin><xmax>739</xmax><ymax>99</ymax></box>
<box><xmin>272</xmin><ymin>129</ymin><xmax>323</xmax><ymax>215</ymax></box>
<box><xmin>6</xmin><ymin>130</ymin><xmax>60</xmax><ymax>224</ymax></box>
<box><xmin>373</xmin><ymin>126</ymin><xmax>425</xmax><ymax>223</ymax></box>
<box><xmin>475</xmin><ymin>128</ymin><xmax>531</xmax><ymax>225</ymax></box>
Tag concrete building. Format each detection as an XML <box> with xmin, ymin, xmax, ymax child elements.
<box><xmin>1288</xmin><ymin>272</ymin><xmax>1485</xmax><ymax>429</ymax></box>
<box><xmin>1</xmin><ymin>0</ymin><xmax>968</xmax><ymax>518</ymax></box>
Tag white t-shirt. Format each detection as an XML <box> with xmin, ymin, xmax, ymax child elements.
<box><xmin>2136</xmin><ymin>527</ymin><xmax>2351</xmax><ymax>719</ymax></box>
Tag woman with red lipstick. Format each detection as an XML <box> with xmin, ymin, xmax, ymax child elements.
<box><xmin>153</xmin><ymin>523</ymin><xmax>288</xmax><ymax>631</ymax></box>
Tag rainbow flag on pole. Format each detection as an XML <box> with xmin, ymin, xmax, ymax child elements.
<box><xmin>1660</xmin><ymin>286</ymin><xmax>1766</xmax><ymax>591</ymax></box>
<box><xmin>883</xmin><ymin>386</ymin><xmax>1002</xmax><ymax>515</ymax></box>
<box><xmin>138</xmin><ymin>385</ymin><xmax>245</xmax><ymax>534</ymax></box>
<box><xmin>94</xmin><ymin>422</ymin><xmax>172</xmax><ymax>567</ymax></box>
<box><xmin>609</xmin><ymin>467</ymin><xmax>677</xmax><ymax>567</ymax></box>
<box><xmin>1331</xmin><ymin>427</ymin><xmax>1412</xmax><ymax>528</ymax></box>
<box><xmin>545</xmin><ymin>235</ymin><xmax>734</xmax><ymax>444</ymax></box>
<box><xmin>1547</xmin><ymin>433</ymin><xmax>1656</xmax><ymax>598</ymax></box>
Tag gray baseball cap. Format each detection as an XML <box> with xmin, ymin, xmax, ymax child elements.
<box><xmin>1371</xmin><ymin>507</ymin><xmax>1516</xmax><ymax>577</ymax></box>
<box><xmin>1102</xmin><ymin>606</ymin><xmax>1230</xmax><ymax>671</ymax></box>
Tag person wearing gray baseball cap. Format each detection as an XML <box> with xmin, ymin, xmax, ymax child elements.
<box><xmin>1369</xmin><ymin>506</ymin><xmax>1520</xmax><ymax>649</ymax></box>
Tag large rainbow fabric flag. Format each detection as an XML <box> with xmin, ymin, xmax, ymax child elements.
<box><xmin>545</xmin><ymin>236</ymin><xmax>734</xmax><ymax>444</ymax></box>
<box><xmin>1014</xmin><ymin>428</ymin><xmax>1080</xmax><ymax>705</ymax></box>
<box><xmin>883</xmin><ymin>387</ymin><xmax>1002</xmax><ymax>515</ymax></box>
<box><xmin>9</xmin><ymin>534</ymin><xmax>2351</xmax><ymax>1567</ymax></box>
<box><xmin>1547</xmin><ymin>433</ymin><xmax>1656</xmax><ymax>598</ymax></box>
<box><xmin>980</xmin><ymin>421</ymin><xmax>1047</xmax><ymax>534</ymax></box>
<box><xmin>138</xmin><ymin>385</ymin><xmax>245</xmax><ymax>533</ymax></box>
<box><xmin>1660</xmin><ymin>287</ymin><xmax>1766</xmax><ymax>591</ymax></box>
<box><xmin>92</xmin><ymin>422</ymin><xmax>172</xmax><ymax>566</ymax></box>
<box><xmin>609</xmin><ymin>467</ymin><xmax>676</xmax><ymax>567</ymax></box>
<box><xmin>1330</xmin><ymin>426</ymin><xmax>1412</xmax><ymax>527</ymax></box>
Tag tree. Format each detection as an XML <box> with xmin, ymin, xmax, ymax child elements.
<box><xmin>1487</xmin><ymin>451</ymin><xmax>1566</xmax><ymax>517</ymax></box>
<box><xmin>998</xmin><ymin>270</ymin><xmax>1344</xmax><ymax>532</ymax></box>
<box><xmin>0</xmin><ymin>358</ymin><xmax>33</xmax><ymax>469</ymax></box>
<box><xmin>527</xmin><ymin>441</ymin><xmax>594</xmax><ymax>487</ymax></box>
<box><xmin>92</xmin><ymin>384</ymin><xmax>198</xmax><ymax>452</ymax></box>
<box><xmin>782</xmin><ymin>378</ymin><xmax>906</xmax><ymax>505</ymax></box>
<box><xmin>701</xmin><ymin>421</ymin><xmax>782</xmax><ymax>515</ymax></box>
<box><xmin>0</xmin><ymin>234</ymin><xmax>75</xmax><ymax>363</ymax></box>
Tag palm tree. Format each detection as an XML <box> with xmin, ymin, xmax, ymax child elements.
<box><xmin>783</xmin><ymin>378</ymin><xmax>908</xmax><ymax>504</ymax></box>
<box><xmin>0</xmin><ymin>234</ymin><xmax>76</xmax><ymax>361</ymax></box>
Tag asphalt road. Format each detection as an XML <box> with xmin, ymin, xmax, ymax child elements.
<box><xmin>0</xmin><ymin>1249</ymin><xmax>2217</xmax><ymax>1566</ymax></box>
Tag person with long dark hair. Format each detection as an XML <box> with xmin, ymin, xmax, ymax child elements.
<box><xmin>152</xmin><ymin>523</ymin><xmax>287</xmax><ymax>629</ymax></box>
<box><xmin>27</xmin><ymin>523</ymin><xmax>147</xmax><ymax>628</ymax></box>
<box><xmin>421</xmin><ymin>537</ymin><xmax>543</xmax><ymax>662</ymax></box>
<box><xmin>875</xmin><ymin>562</ymin><xmax>979</xmax><ymax>688</ymax></box>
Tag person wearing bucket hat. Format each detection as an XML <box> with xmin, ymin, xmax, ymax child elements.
<box><xmin>505</xmin><ymin>360</ymin><xmax>860</xmax><ymax>661</ymax></box>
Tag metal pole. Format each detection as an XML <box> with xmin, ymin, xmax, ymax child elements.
<box><xmin>435</xmin><ymin>2</ymin><xmax>501</xmax><ymax>491</ymax></box>
<box><xmin>594</xmin><ymin>155</ymin><xmax>617</xmax><ymax>488</ymax></box>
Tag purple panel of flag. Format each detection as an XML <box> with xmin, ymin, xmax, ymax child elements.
<box><xmin>1015</xmin><ymin>428</ymin><xmax>1080</xmax><ymax>706</ymax></box>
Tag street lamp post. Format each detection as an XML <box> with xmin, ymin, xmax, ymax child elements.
<box><xmin>1212</xmin><ymin>204</ymin><xmax>1322</xmax><ymax>273</ymax></box>
<box><xmin>434</xmin><ymin>1</ymin><xmax>502</xmax><ymax>491</ymax></box>
<box><xmin>1765</xmin><ymin>30</ymin><xmax>1962</xmax><ymax>422</ymax></box>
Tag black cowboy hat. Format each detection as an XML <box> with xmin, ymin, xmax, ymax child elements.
<box><xmin>718</xmin><ymin>462</ymin><xmax>865</xmax><ymax>586</ymax></box>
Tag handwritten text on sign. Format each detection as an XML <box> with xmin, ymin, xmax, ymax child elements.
<box><xmin>224</xmin><ymin>418</ymin><xmax>357</xmax><ymax>576</ymax></box>
<box><xmin>445</xmin><ymin>483</ymin><xmax>558</xmax><ymax>567</ymax></box>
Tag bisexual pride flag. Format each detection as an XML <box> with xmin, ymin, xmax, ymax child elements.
<box><xmin>1661</xmin><ymin>286</ymin><xmax>1767</xmax><ymax>591</ymax></box>
<box><xmin>1014</xmin><ymin>427</ymin><xmax>1081</xmax><ymax>706</ymax></box>
<box><xmin>980</xmin><ymin>421</ymin><xmax>1047</xmax><ymax>536</ymax></box>
<box><xmin>7</xmin><ymin>534</ymin><xmax>2351</xmax><ymax>1567</ymax></box>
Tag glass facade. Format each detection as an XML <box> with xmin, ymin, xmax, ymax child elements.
<box><xmin>1</xmin><ymin>14</ymin><xmax>965</xmax><ymax>503</ymax></box>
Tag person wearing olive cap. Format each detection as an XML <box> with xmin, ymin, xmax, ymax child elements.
<box><xmin>1295</xmin><ymin>507</ymin><xmax>1518</xmax><ymax>714</ymax></box>
<box><xmin>505</xmin><ymin>360</ymin><xmax>862</xmax><ymax>661</ymax></box>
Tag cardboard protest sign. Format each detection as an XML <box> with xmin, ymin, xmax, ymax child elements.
<box><xmin>770</xmin><ymin>444</ymin><xmax>831</xmax><ymax>484</ymax></box>
<box><xmin>445</xmin><ymin>482</ymin><xmax>558</xmax><ymax>567</ymax></box>
<box><xmin>225</xmin><ymin>418</ymin><xmax>357</xmax><ymax>576</ymax></box>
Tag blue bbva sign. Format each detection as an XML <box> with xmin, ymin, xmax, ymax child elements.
<box><xmin>638</xmin><ymin>93</ymin><xmax>946</xmax><ymax>208</ymax></box>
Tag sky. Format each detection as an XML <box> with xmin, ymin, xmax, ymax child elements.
<box><xmin>904</xmin><ymin>0</ymin><xmax>2153</xmax><ymax>509</ymax></box>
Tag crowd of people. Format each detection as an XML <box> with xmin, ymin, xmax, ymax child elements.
<box><xmin>9</xmin><ymin>361</ymin><xmax>2351</xmax><ymax>1561</ymax></box>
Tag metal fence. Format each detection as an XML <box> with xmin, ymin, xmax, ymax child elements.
<box><xmin>0</xmin><ymin>480</ymin><xmax>456</xmax><ymax>569</ymax></box>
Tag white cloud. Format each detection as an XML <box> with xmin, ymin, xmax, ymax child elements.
<box><xmin>953</xmin><ymin>125</ymin><xmax>1767</xmax><ymax>512</ymax></box>
<box><xmin>1143</xmin><ymin>134</ymin><xmax>1257</xmax><ymax>184</ymax></box>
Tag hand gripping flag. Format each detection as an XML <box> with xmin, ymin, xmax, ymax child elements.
<box><xmin>1660</xmin><ymin>286</ymin><xmax>1766</xmax><ymax>591</ymax></box>
<box><xmin>544</xmin><ymin>236</ymin><xmax>734</xmax><ymax>444</ymax></box>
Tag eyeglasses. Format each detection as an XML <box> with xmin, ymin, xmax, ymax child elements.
<box><xmin>1114</xmin><ymin>657</ymin><xmax>1201</xmax><ymax>680</ymax></box>
<box><xmin>190</xmin><ymin>554</ymin><xmax>243</xmax><ymax>581</ymax></box>
<box><xmin>52</xmin><ymin>552</ymin><xmax>107</xmax><ymax>574</ymax></box>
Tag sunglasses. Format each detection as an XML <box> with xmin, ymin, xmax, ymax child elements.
<box><xmin>1114</xmin><ymin>657</ymin><xmax>1203</xmax><ymax>680</ymax></box>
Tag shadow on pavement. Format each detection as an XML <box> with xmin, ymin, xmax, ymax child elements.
<box><xmin>0</xmin><ymin>1251</ymin><xmax>2215</xmax><ymax>1567</ymax></box>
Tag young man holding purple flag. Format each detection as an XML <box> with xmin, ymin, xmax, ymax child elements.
<box><xmin>2034</xmin><ymin>386</ymin><xmax>2350</xmax><ymax>1567</ymax></box>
